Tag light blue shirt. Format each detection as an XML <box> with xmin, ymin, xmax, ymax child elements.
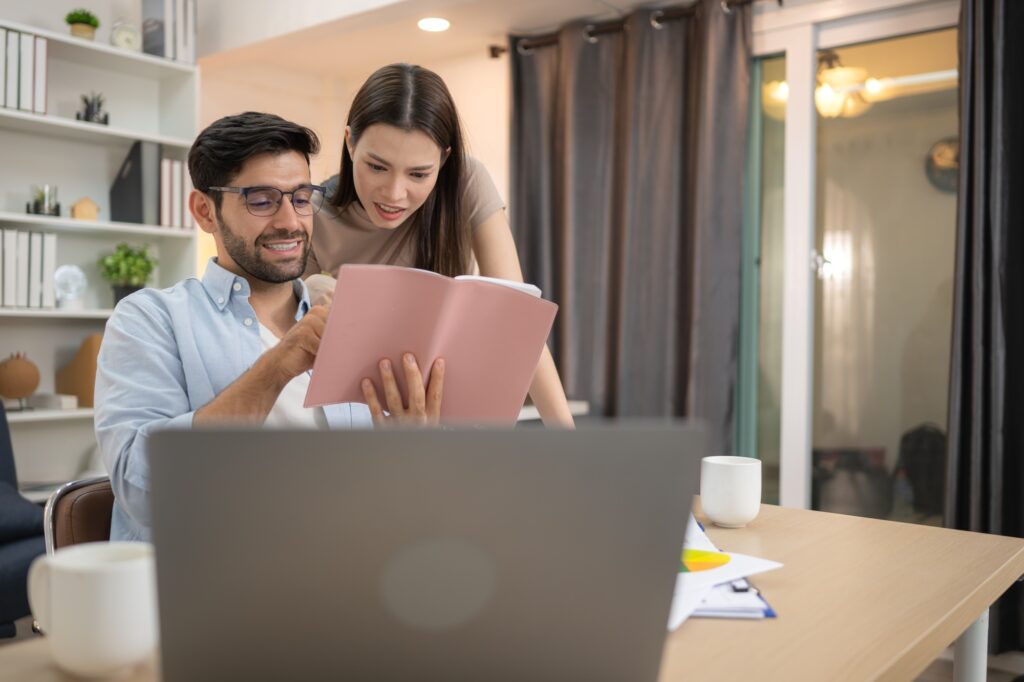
<box><xmin>95</xmin><ymin>258</ymin><xmax>371</xmax><ymax>542</ymax></box>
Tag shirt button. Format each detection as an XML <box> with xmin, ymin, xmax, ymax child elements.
<box><xmin>233</xmin><ymin>283</ymin><xmax>242</xmax><ymax>292</ymax></box>
<box><xmin>243</xmin><ymin>318</ymin><xmax>254</xmax><ymax>327</ymax></box>
<box><xmin>217</xmin><ymin>297</ymin><xmax>225</xmax><ymax>304</ymax></box>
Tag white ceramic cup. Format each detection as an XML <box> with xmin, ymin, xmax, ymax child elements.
<box><xmin>700</xmin><ymin>456</ymin><xmax>762</xmax><ymax>528</ymax></box>
<box><xmin>28</xmin><ymin>542</ymin><xmax>159</xmax><ymax>677</ymax></box>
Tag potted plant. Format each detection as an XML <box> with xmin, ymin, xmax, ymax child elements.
<box><xmin>65</xmin><ymin>9</ymin><xmax>100</xmax><ymax>40</ymax></box>
<box><xmin>98</xmin><ymin>243</ymin><xmax>157</xmax><ymax>305</ymax></box>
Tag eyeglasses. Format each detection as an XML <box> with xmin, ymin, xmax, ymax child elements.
<box><xmin>208</xmin><ymin>184</ymin><xmax>326</xmax><ymax>217</ymax></box>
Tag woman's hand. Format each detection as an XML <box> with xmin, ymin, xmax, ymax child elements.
<box><xmin>305</xmin><ymin>273</ymin><xmax>336</xmax><ymax>307</ymax></box>
<box><xmin>361</xmin><ymin>353</ymin><xmax>445</xmax><ymax>426</ymax></box>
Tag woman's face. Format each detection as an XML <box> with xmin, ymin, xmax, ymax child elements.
<box><xmin>347</xmin><ymin>123</ymin><xmax>445</xmax><ymax>229</ymax></box>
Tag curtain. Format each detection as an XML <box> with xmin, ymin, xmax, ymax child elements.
<box><xmin>510</xmin><ymin>1</ymin><xmax>751</xmax><ymax>456</ymax></box>
<box><xmin>945</xmin><ymin>0</ymin><xmax>1024</xmax><ymax>653</ymax></box>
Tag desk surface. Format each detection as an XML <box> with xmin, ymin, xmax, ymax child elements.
<box><xmin>660</xmin><ymin>503</ymin><xmax>1024</xmax><ymax>681</ymax></box>
<box><xmin>4</xmin><ymin>503</ymin><xmax>1024</xmax><ymax>681</ymax></box>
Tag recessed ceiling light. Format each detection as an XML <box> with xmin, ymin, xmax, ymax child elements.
<box><xmin>418</xmin><ymin>17</ymin><xmax>450</xmax><ymax>32</ymax></box>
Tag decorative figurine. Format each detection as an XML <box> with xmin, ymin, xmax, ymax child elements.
<box><xmin>0</xmin><ymin>353</ymin><xmax>41</xmax><ymax>411</ymax></box>
<box><xmin>71</xmin><ymin>197</ymin><xmax>100</xmax><ymax>221</ymax></box>
<box><xmin>76</xmin><ymin>92</ymin><xmax>109</xmax><ymax>125</ymax></box>
<box><xmin>110</xmin><ymin>20</ymin><xmax>141</xmax><ymax>51</ymax></box>
<box><xmin>54</xmin><ymin>264</ymin><xmax>87</xmax><ymax>310</ymax></box>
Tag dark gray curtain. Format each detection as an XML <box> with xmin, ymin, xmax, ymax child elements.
<box><xmin>510</xmin><ymin>1</ymin><xmax>750</xmax><ymax>456</ymax></box>
<box><xmin>945</xmin><ymin>0</ymin><xmax>1024</xmax><ymax>653</ymax></box>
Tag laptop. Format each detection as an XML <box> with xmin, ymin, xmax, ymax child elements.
<box><xmin>149</xmin><ymin>424</ymin><xmax>704</xmax><ymax>681</ymax></box>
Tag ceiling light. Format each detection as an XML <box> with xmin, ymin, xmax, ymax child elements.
<box><xmin>418</xmin><ymin>17</ymin><xmax>450</xmax><ymax>32</ymax></box>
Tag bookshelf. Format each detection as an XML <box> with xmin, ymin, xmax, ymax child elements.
<box><xmin>0</xmin><ymin>11</ymin><xmax>198</xmax><ymax>492</ymax></box>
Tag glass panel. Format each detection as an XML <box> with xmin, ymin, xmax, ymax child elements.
<box><xmin>810</xmin><ymin>29</ymin><xmax>958</xmax><ymax>524</ymax></box>
<box><xmin>753</xmin><ymin>55</ymin><xmax>786</xmax><ymax>504</ymax></box>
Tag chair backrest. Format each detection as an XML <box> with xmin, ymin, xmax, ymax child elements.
<box><xmin>43</xmin><ymin>476</ymin><xmax>113</xmax><ymax>554</ymax></box>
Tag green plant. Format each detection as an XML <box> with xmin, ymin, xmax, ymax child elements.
<box><xmin>98</xmin><ymin>243</ymin><xmax>157</xmax><ymax>287</ymax></box>
<box><xmin>65</xmin><ymin>9</ymin><xmax>100</xmax><ymax>28</ymax></box>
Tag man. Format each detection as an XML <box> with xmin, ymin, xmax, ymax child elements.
<box><xmin>95</xmin><ymin>112</ymin><xmax>444</xmax><ymax>542</ymax></box>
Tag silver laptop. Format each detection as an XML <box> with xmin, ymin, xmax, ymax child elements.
<box><xmin>149</xmin><ymin>424</ymin><xmax>704</xmax><ymax>682</ymax></box>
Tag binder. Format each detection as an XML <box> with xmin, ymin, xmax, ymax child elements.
<box><xmin>5</xmin><ymin>31</ymin><xmax>17</xmax><ymax>109</ymax></box>
<box><xmin>175</xmin><ymin>0</ymin><xmax>186</xmax><ymax>62</ymax></box>
<box><xmin>110</xmin><ymin>141</ymin><xmax>162</xmax><ymax>224</ymax></box>
<box><xmin>1</xmin><ymin>229</ymin><xmax>15</xmax><ymax>306</ymax></box>
<box><xmin>28</xmin><ymin>232</ymin><xmax>42</xmax><ymax>307</ymax></box>
<box><xmin>160</xmin><ymin>157</ymin><xmax>172</xmax><ymax>226</ymax></box>
<box><xmin>170</xmin><ymin>159</ymin><xmax>182</xmax><ymax>226</ymax></box>
<box><xmin>42</xmin><ymin>232</ymin><xmax>56</xmax><ymax>308</ymax></box>
<box><xmin>15</xmin><ymin>231</ymin><xmax>28</xmax><ymax>307</ymax></box>
<box><xmin>182</xmin><ymin>162</ymin><xmax>193</xmax><ymax>229</ymax></box>
<box><xmin>18</xmin><ymin>31</ymin><xmax>32</xmax><ymax>112</ymax></box>
<box><xmin>33</xmin><ymin>36</ymin><xmax>46</xmax><ymax>114</ymax></box>
<box><xmin>0</xmin><ymin>28</ymin><xmax>6</xmax><ymax>108</ymax></box>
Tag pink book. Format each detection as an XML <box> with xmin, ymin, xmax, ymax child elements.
<box><xmin>304</xmin><ymin>265</ymin><xmax>558</xmax><ymax>425</ymax></box>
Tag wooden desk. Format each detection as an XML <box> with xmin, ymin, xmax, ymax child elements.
<box><xmin>660</xmin><ymin>504</ymin><xmax>1024</xmax><ymax>681</ymax></box>
<box><xmin>3</xmin><ymin>503</ymin><xmax>1023</xmax><ymax>681</ymax></box>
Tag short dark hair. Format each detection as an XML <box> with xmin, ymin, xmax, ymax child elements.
<box><xmin>188</xmin><ymin>112</ymin><xmax>320</xmax><ymax>207</ymax></box>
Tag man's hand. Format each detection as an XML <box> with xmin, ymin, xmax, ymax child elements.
<box><xmin>361</xmin><ymin>353</ymin><xmax>445</xmax><ymax>426</ymax></box>
<box><xmin>265</xmin><ymin>304</ymin><xmax>329</xmax><ymax>385</ymax></box>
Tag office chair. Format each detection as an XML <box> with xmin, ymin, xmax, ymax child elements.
<box><xmin>0</xmin><ymin>403</ymin><xmax>46</xmax><ymax>638</ymax></box>
<box><xmin>44</xmin><ymin>476</ymin><xmax>113</xmax><ymax>554</ymax></box>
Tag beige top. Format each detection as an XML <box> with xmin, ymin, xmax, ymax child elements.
<box><xmin>306</xmin><ymin>156</ymin><xmax>505</xmax><ymax>277</ymax></box>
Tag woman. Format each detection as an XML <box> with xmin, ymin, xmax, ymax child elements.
<box><xmin>305</xmin><ymin>63</ymin><xmax>574</xmax><ymax>427</ymax></box>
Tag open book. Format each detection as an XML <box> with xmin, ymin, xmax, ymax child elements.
<box><xmin>304</xmin><ymin>265</ymin><xmax>558</xmax><ymax>424</ymax></box>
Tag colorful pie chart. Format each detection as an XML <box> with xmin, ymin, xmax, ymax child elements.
<box><xmin>680</xmin><ymin>549</ymin><xmax>730</xmax><ymax>573</ymax></box>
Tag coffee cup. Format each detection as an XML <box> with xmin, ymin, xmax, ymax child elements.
<box><xmin>28</xmin><ymin>542</ymin><xmax>158</xmax><ymax>677</ymax></box>
<box><xmin>700</xmin><ymin>456</ymin><xmax>762</xmax><ymax>528</ymax></box>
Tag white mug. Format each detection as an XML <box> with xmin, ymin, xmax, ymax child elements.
<box><xmin>700</xmin><ymin>456</ymin><xmax>762</xmax><ymax>528</ymax></box>
<box><xmin>28</xmin><ymin>542</ymin><xmax>159</xmax><ymax>677</ymax></box>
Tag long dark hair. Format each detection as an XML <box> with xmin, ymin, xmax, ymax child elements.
<box><xmin>330</xmin><ymin>64</ymin><xmax>469</xmax><ymax>276</ymax></box>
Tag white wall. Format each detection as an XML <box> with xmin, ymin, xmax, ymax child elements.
<box><xmin>196</xmin><ymin>0</ymin><xmax>403</xmax><ymax>57</ymax></box>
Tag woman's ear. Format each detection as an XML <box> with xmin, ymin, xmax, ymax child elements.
<box><xmin>344</xmin><ymin>126</ymin><xmax>354</xmax><ymax>158</ymax></box>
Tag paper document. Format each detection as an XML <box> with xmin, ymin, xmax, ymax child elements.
<box><xmin>667</xmin><ymin>515</ymin><xmax>782</xmax><ymax>630</ymax></box>
<box><xmin>304</xmin><ymin>265</ymin><xmax>558</xmax><ymax>424</ymax></box>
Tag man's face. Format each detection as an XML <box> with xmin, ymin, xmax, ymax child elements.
<box><xmin>212</xmin><ymin>151</ymin><xmax>313</xmax><ymax>283</ymax></box>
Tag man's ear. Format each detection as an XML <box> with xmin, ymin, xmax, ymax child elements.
<box><xmin>190</xmin><ymin>191</ymin><xmax>218</xmax><ymax>236</ymax></box>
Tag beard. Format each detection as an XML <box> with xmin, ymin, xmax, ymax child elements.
<box><xmin>217</xmin><ymin>211</ymin><xmax>310</xmax><ymax>284</ymax></box>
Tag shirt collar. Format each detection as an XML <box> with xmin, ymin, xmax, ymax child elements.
<box><xmin>201</xmin><ymin>257</ymin><xmax>311</xmax><ymax>320</ymax></box>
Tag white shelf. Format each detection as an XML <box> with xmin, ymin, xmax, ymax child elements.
<box><xmin>0</xmin><ymin>108</ymin><xmax>192</xmax><ymax>150</ymax></box>
<box><xmin>0</xmin><ymin>211</ymin><xmax>195</xmax><ymax>239</ymax></box>
<box><xmin>0</xmin><ymin>308</ymin><xmax>112</xmax><ymax>319</ymax></box>
<box><xmin>6</xmin><ymin>408</ymin><xmax>94</xmax><ymax>424</ymax></box>
<box><xmin>0</xmin><ymin>18</ymin><xmax>195</xmax><ymax>80</ymax></box>
<box><xmin>20</xmin><ymin>484</ymin><xmax>60</xmax><ymax>504</ymax></box>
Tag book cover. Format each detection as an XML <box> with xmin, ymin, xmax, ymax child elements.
<box><xmin>33</xmin><ymin>36</ymin><xmax>46</xmax><ymax>114</ymax></box>
<box><xmin>160</xmin><ymin>157</ymin><xmax>172</xmax><ymax>226</ymax></box>
<box><xmin>174</xmin><ymin>0</ymin><xmax>185</xmax><ymax>62</ymax></box>
<box><xmin>304</xmin><ymin>265</ymin><xmax>558</xmax><ymax>424</ymax></box>
<box><xmin>27</xmin><ymin>231</ymin><xmax>42</xmax><ymax>307</ymax></box>
<box><xmin>17</xmin><ymin>31</ymin><xmax>32</xmax><ymax>112</ymax></box>
<box><xmin>1</xmin><ymin>229</ymin><xmax>16</xmax><ymax>306</ymax></box>
<box><xmin>182</xmin><ymin>161</ymin><xmax>193</xmax><ymax>228</ymax></box>
<box><xmin>6</xmin><ymin>31</ymin><xmax>20</xmax><ymax>110</ymax></box>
